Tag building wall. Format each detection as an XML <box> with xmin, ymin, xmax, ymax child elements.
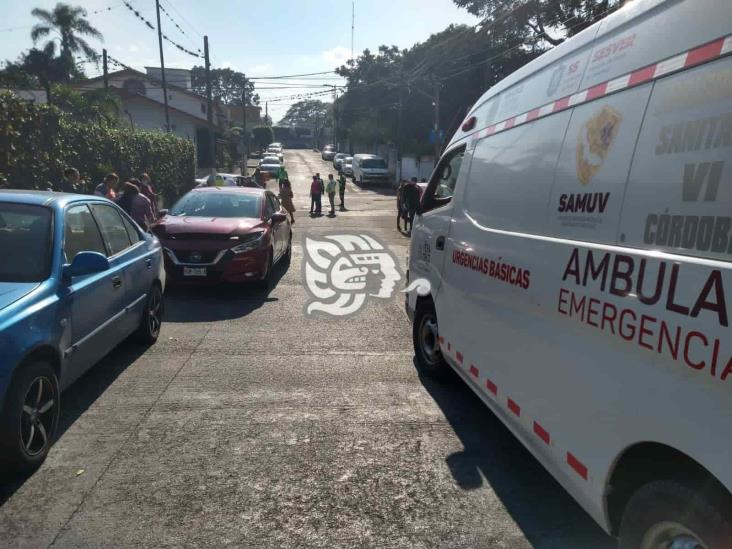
<box><xmin>123</xmin><ymin>98</ymin><xmax>198</xmax><ymax>142</ymax></box>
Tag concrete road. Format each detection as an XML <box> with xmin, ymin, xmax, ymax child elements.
<box><xmin>0</xmin><ymin>150</ymin><xmax>615</xmax><ymax>548</ymax></box>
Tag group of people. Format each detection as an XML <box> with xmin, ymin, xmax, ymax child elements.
<box><xmin>309</xmin><ymin>172</ymin><xmax>346</xmax><ymax>217</ymax></box>
<box><xmin>60</xmin><ymin>167</ymin><xmax>158</xmax><ymax>230</ymax></box>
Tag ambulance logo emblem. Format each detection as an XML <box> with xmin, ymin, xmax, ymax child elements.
<box><xmin>576</xmin><ymin>105</ymin><xmax>622</xmax><ymax>184</ymax></box>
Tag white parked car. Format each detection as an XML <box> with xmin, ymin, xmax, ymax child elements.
<box><xmin>405</xmin><ymin>1</ymin><xmax>732</xmax><ymax>547</ymax></box>
<box><xmin>341</xmin><ymin>156</ymin><xmax>354</xmax><ymax>177</ymax></box>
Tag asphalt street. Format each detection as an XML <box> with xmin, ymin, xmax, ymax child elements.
<box><xmin>0</xmin><ymin>150</ymin><xmax>616</xmax><ymax>548</ymax></box>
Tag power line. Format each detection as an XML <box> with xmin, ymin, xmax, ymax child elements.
<box><xmin>157</xmin><ymin>1</ymin><xmax>201</xmax><ymax>52</ymax></box>
<box><xmin>248</xmin><ymin>70</ymin><xmax>338</xmax><ymax>79</ymax></box>
<box><xmin>121</xmin><ymin>1</ymin><xmax>202</xmax><ymax>58</ymax></box>
<box><xmin>161</xmin><ymin>0</ymin><xmax>203</xmax><ymax>38</ymax></box>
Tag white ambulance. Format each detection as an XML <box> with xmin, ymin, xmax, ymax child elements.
<box><xmin>405</xmin><ymin>0</ymin><xmax>732</xmax><ymax>546</ymax></box>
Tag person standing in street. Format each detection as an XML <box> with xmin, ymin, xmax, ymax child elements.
<box><xmin>94</xmin><ymin>173</ymin><xmax>118</xmax><ymax>200</ymax></box>
<box><xmin>279</xmin><ymin>178</ymin><xmax>296</xmax><ymax>224</ymax></box>
<box><xmin>338</xmin><ymin>172</ymin><xmax>346</xmax><ymax>211</ymax></box>
<box><xmin>139</xmin><ymin>173</ymin><xmax>157</xmax><ymax>214</ymax></box>
<box><xmin>277</xmin><ymin>165</ymin><xmax>288</xmax><ymax>191</ymax></box>
<box><xmin>117</xmin><ymin>179</ymin><xmax>154</xmax><ymax>230</ymax></box>
<box><xmin>253</xmin><ymin>167</ymin><xmax>264</xmax><ymax>188</ymax></box>
<box><xmin>326</xmin><ymin>174</ymin><xmax>337</xmax><ymax>216</ymax></box>
<box><xmin>310</xmin><ymin>175</ymin><xmax>322</xmax><ymax>216</ymax></box>
<box><xmin>403</xmin><ymin>177</ymin><xmax>421</xmax><ymax>235</ymax></box>
<box><xmin>58</xmin><ymin>167</ymin><xmax>80</xmax><ymax>193</ymax></box>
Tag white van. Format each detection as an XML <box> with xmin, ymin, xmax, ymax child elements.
<box><xmin>352</xmin><ymin>154</ymin><xmax>390</xmax><ymax>186</ymax></box>
<box><xmin>405</xmin><ymin>0</ymin><xmax>732</xmax><ymax>546</ymax></box>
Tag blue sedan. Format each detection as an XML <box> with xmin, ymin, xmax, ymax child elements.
<box><xmin>0</xmin><ymin>191</ymin><xmax>165</xmax><ymax>472</ymax></box>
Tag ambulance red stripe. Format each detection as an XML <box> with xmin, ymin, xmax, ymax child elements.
<box><xmin>456</xmin><ymin>351</ymin><xmax>464</xmax><ymax>364</ymax></box>
<box><xmin>533</xmin><ymin>422</ymin><xmax>551</xmax><ymax>445</ymax></box>
<box><xmin>486</xmin><ymin>379</ymin><xmax>498</xmax><ymax>395</ymax></box>
<box><xmin>469</xmin><ymin>365</ymin><xmax>479</xmax><ymax>378</ymax></box>
<box><xmin>507</xmin><ymin>398</ymin><xmax>521</xmax><ymax>417</ymax></box>
<box><xmin>567</xmin><ymin>452</ymin><xmax>589</xmax><ymax>480</ymax></box>
<box><xmin>465</xmin><ymin>34</ymin><xmax>731</xmax><ymax>145</ymax></box>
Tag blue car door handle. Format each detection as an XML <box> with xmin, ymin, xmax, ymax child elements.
<box><xmin>111</xmin><ymin>275</ymin><xmax>122</xmax><ymax>289</ymax></box>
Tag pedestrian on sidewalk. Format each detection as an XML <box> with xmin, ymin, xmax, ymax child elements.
<box><xmin>279</xmin><ymin>178</ymin><xmax>296</xmax><ymax>224</ymax></box>
<box><xmin>316</xmin><ymin>172</ymin><xmax>324</xmax><ymax>195</ymax></box>
<box><xmin>310</xmin><ymin>175</ymin><xmax>322</xmax><ymax>216</ymax></box>
<box><xmin>94</xmin><ymin>172</ymin><xmax>118</xmax><ymax>200</ymax></box>
<box><xmin>326</xmin><ymin>174</ymin><xmax>337</xmax><ymax>216</ymax></box>
<box><xmin>338</xmin><ymin>172</ymin><xmax>347</xmax><ymax>210</ymax></box>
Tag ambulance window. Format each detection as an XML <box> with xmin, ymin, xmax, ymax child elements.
<box><xmin>421</xmin><ymin>146</ymin><xmax>466</xmax><ymax>212</ymax></box>
<box><xmin>618</xmin><ymin>56</ymin><xmax>732</xmax><ymax>262</ymax></box>
<box><xmin>465</xmin><ymin>111</ymin><xmax>571</xmax><ymax>234</ymax></box>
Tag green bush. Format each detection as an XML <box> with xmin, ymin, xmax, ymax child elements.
<box><xmin>0</xmin><ymin>91</ymin><xmax>196</xmax><ymax>206</ymax></box>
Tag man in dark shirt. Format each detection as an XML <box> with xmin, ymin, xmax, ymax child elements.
<box><xmin>58</xmin><ymin>167</ymin><xmax>80</xmax><ymax>193</ymax></box>
<box><xmin>403</xmin><ymin>177</ymin><xmax>421</xmax><ymax>235</ymax></box>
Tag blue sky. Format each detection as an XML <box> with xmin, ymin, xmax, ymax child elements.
<box><xmin>1</xmin><ymin>0</ymin><xmax>478</xmax><ymax>121</ymax></box>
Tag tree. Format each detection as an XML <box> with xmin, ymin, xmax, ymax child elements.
<box><xmin>0</xmin><ymin>43</ymin><xmax>68</xmax><ymax>104</ymax></box>
<box><xmin>278</xmin><ymin>100</ymin><xmax>332</xmax><ymax>128</ymax></box>
<box><xmin>451</xmin><ymin>0</ymin><xmax>625</xmax><ymax>46</ymax></box>
<box><xmin>52</xmin><ymin>85</ymin><xmax>121</xmax><ymax>124</ymax></box>
<box><xmin>190</xmin><ymin>67</ymin><xmax>260</xmax><ymax>106</ymax></box>
<box><xmin>31</xmin><ymin>3</ymin><xmax>102</xmax><ymax>80</ymax></box>
<box><xmin>251</xmin><ymin>126</ymin><xmax>274</xmax><ymax>150</ymax></box>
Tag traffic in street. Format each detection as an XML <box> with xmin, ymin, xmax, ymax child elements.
<box><xmin>0</xmin><ymin>150</ymin><xmax>614</xmax><ymax>548</ymax></box>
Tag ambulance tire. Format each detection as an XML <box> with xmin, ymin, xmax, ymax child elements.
<box><xmin>413</xmin><ymin>301</ymin><xmax>451</xmax><ymax>381</ymax></box>
<box><xmin>618</xmin><ymin>480</ymin><xmax>732</xmax><ymax>549</ymax></box>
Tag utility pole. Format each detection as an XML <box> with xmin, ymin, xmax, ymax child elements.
<box><xmin>433</xmin><ymin>78</ymin><xmax>441</xmax><ymax>165</ymax></box>
<box><xmin>155</xmin><ymin>0</ymin><xmax>170</xmax><ymax>132</ymax></box>
<box><xmin>331</xmin><ymin>85</ymin><xmax>338</xmax><ymax>149</ymax></box>
<box><xmin>204</xmin><ymin>36</ymin><xmax>215</xmax><ymax>172</ymax></box>
<box><xmin>265</xmin><ymin>102</ymin><xmax>269</xmax><ymax>125</ymax></box>
<box><xmin>351</xmin><ymin>1</ymin><xmax>355</xmax><ymax>63</ymax></box>
<box><xmin>241</xmin><ymin>74</ymin><xmax>248</xmax><ymax>174</ymax></box>
<box><xmin>396</xmin><ymin>86</ymin><xmax>403</xmax><ymax>182</ymax></box>
<box><xmin>102</xmin><ymin>49</ymin><xmax>109</xmax><ymax>89</ymax></box>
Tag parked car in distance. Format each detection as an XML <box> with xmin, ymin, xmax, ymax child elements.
<box><xmin>266</xmin><ymin>145</ymin><xmax>284</xmax><ymax>163</ymax></box>
<box><xmin>195</xmin><ymin>173</ymin><xmax>246</xmax><ymax>187</ymax></box>
<box><xmin>152</xmin><ymin>187</ymin><xmax>291</xmax><ymax>286</ymax></box>
<box><xmin>258</xmin><ymin>157</ymin><xmax>282</xmax><ymax>180</ymax></box>
<box><xmin>333</xmin><ymin>153</ymin><xmax>348</xmax><ymax>171</ymax></box>
<box><xmin>321</xmin><ymin>144</ymin><xmax>336</xmax><ymax>161</ymax></box>
<box><xmin>405</xmin><ymin>0</ymin><xmax>732</xmax><ymax>546</ymax></box>
<box><xmin>342</xmin><ymin>157</ymin><xmax>354</xmax><ymax>177</ymax></box>
<box><xmin>352</xmin><ymin>154</ymin><xmax>390</xmax><ymax>186</ymax></box>
<box><xmin>0</xmin><ymin>191</ymin><xmax>165</xmax><ymax>472</ymax></box>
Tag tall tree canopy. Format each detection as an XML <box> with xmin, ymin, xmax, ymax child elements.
<box><xmin>0</xmin><ymin>43</ymin><xmax>68</xmax><ymax>103</ymax></box>
<box><xmin>452</xmin><ymin>0</ymin><xmax>625</xmax><ymax>46</ymax></box>
<box><xmin>31</xmin><ymin>2</ymin><xmax>102</xmax><ymax>79</ymax></box>
<box><xmin>277</xmin><ymin>100</ymin><xmax>332</xmax><ymax>128</ymax></box>
<box><xmin>190</xmin><ymin>67</ymin><xmax>260</xmax><ymax>106</ymax></box>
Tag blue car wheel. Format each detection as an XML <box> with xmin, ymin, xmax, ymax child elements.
<box><xmin>0</xmin><ymin>361</ymin><xmax>60</xmax><ymax>472</ymax></box>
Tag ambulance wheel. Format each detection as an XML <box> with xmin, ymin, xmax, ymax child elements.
<box><xmin>618</xmin><ymin>480</ymin><xmax>732</xmax><ymax>549</ymax></box>
<box><xmin>413</xmin><ymin>301</ymin><xmax>450</xmax><ymax>381</ymax></box>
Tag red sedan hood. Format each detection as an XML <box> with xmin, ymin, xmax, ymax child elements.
<box><xmin>158</xmin><ymin>215</ymin><xmax>263</xmax><ymax>235</ymax></box>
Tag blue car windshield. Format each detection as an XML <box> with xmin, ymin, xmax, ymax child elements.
<box><xmin>0</xmin><ymin>203</ymin><xmax>53</xmax><ymax>282</ymax></box>
<box><xmin>169</xmin><ymin>192</ymin><xmax>261</xmax><ymax>218</ymax></box>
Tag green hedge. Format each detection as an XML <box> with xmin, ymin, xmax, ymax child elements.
<box><xmin>0</xmin><ymin>92</ymin><xmax>196</xmax><ymax>206</ymax></box>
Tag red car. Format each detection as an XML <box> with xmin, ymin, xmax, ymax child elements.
<box><xmin>152</xmin><ymin>187</ymin><xmax>292</xmax><ymax>285</ymax></box>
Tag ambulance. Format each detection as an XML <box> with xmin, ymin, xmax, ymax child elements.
<box><xmin>405</xmin><ymin>0</ymin><xmax>732</xmax><ymax>546</ymax></box>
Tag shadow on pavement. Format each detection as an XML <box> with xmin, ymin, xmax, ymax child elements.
<box><xmin>0</xmin><ymin>342</ymin><xmax>149</xmax><ymax>505</ymax></box>
<box><xmin>414</xmin><ymin>359</ymin><xmax>616</xmax><ymax>548</ymax></box>
<box><xmin>163</xmin><ymin>260</ymin><xmax>288</xmax><ymax>323</ymax></box>
<box><xmin>352</xmin><ymin>179</ymin><xmax>398</xmax><ymax>197</ymax></box>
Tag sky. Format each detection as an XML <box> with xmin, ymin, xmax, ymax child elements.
<box><xmin>0</xmin><ymin>0</ymin><xmax>479</xmax><ymax>122</ymax></box>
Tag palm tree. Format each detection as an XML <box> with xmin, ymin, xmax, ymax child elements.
<box><xmin>30</xmin><ymin>3</ymin><xmax>103</xmax><ymax>80</ymax></box>
<box><xmin>19</xmin><ymin>43</ymin><xmax>67</xmax><ymax>104</ymax></box>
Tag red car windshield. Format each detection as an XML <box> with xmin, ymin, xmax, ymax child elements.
<box><xmin>169</xmin><ymin>192</ymin><xmax>261</xmax><ymax>219</ymax></box>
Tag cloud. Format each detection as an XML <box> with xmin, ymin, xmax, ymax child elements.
<box><xmin>322</xmin><ymin>46</ymin><xmax>351</xmax><ymax>68</ymax></box>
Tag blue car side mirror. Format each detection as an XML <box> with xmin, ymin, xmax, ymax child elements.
<box><xmin>64</xmin><ymin>251</ymin><xmax>110</xmax><ymax>280</ymax></box>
